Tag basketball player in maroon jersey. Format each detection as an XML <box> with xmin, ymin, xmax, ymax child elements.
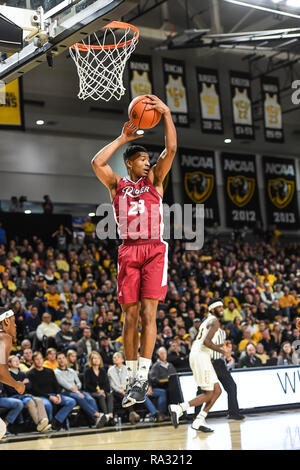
<box><xmin>0</xmin><ymin>307</ymin><xmax>25</xmax><ymax>438</ymax></box>
<box><xmin>91</xmin><ymin>95</ymin><xmax>176</xmax><ymax>406</ymax></box>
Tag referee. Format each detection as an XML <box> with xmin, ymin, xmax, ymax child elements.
<box><xmin>197</xmin><ymin>300</ymin><xmax>245</xmax><ymax>420</ymax></box>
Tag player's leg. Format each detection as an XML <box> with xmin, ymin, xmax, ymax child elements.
<box><xmin>125</xmin><ymin>297</ymin><xmax>159</xmax><ymax>405</ymax></box>
<box><xmin>121</xmin><ymin>301</ymin><xmax>140</xmax><ymax>407</ymax></box>
<box><xmin>192</xmin><ymin>382</ymin><xmax>222</xmax><ymax>432</ymax></box>
<box><xmin>169</xmin><ymin>389</ymin><xmax>213</xmax><ymax>429</ymax></box>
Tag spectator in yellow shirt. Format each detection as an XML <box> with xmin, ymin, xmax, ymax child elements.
<box><xmin>222</xmin><ymin>301</ymin><xmax>243</xmax><ymax>324</ymax></box>
<box><xmin>223</xmin><ymin>288</ymin><xmax>241</xmax><ymax>311</ymax></box>
<box><xmin>261</xmin><ymin>268</ymin><xmax>277</xmax><ymax>287</ymax></box>
<box><xmin>256</xmin><ymin>343</ymin><xmax>269</xmax><ymax>365</ymax></box>
<box><xmin>279</xmin><ymin>287</ymin><xmax>299</xmax><ymax>319</ymax></box>
<box><xmin>0</xmin><ymin>271</ymin><xmax>17</xmax><ymax>292</ymax></box>
<box><xmin>43</xmin><ymin>348</ymin><xmax>58</xmax><ymax>370</ymax></box>
<box><xmin>44</xmin><ymin>285</ymin><xmax>61</xmax><ymax>309</ymax></box>
<box><xmin>252</xmin><ymin>320</ymin><xmax>267</xmax><ymax>344</ymax></box>
<box><xmin>238</xmin><ymin>328</ymin><xmax>255</xmax><ymax>352</ymax></box>
<box><xmin>83</xmin><ymin>217</ymin><xmax>95</xmax><ymax>244</ymax></box>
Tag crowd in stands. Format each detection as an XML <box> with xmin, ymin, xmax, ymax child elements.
<box><xmin>0</xmin><ymin>223</ymin><xmax>300</xmax><ymax>436</ymax></box>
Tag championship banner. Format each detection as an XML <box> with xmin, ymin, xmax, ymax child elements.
<box><xmin>146</xmin><ymin>144</ymin><xmax>174</xmax><ymax>206</ymax></box>
<box><xmin>262</xmin><ymin>156</ymin><xmax>299</xmax><ymax>228</ymax></box>
<box><xmin>229</xmin><ymin>71</ymin><xmax>254</xmax><ymax>139</ymax></box>
<box><xmin>179</xmin><ymin>148</ymin><xmax>219</xmax><ymax>226</ymax></box>
<box><xmin>261</xmin><ymin>77</ymin><xmax>284</xmax><ymax>143</ymax></box>
<box><xmin>0</xmin><ymin>78</ymin><xmax>24</xmax><ymax>129</ymax></box>
<box><xmin>128</xmin><ymin>54</ymin><xmax>153</xmax><ymax>101</ymax></box>
<box><xmin>196</xmin><ymin>67</ymin><xmax>223</xmax><ymax>134</ymax></box>
<box><xmin>221</xmin><ymin>152</ymin><xmax>261</xmax><ymax>227</ymax></box>
<box><xmin>162</xmin><ymin>58</ymin><xmax>189</xmax><ymax>127</ymax></box>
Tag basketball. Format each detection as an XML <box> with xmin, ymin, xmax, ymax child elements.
<box><xmin>128</xmin><ymin>95</ymin><xmax>162</xmax><ymax>129</ymax></box>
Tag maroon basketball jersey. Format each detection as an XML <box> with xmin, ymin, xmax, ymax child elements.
<box><xmin>112</xmin><ymin>176</ymin><xmax>163</xmax><ymax>241</ymax></box>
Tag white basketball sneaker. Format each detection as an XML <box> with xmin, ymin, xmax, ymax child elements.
<box><xmin>168</xmin><ymin>404</ymin><xmax>184</xmax><ymax>428</ymax></box>
<box><xmin>192</xmin><ymin>416</ymin><xmax>214</xmax><ymax>433</ymax></box>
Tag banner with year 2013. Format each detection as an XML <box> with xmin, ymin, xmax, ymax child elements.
<box><xmin>221</xmin><ymin>152</ymin><xmax>261</xmax><ymax>228</ymax></box>
<box><xmin>229</xmin><ymin>71</ymin><xmax>254</xmax><ymax>140</ymax></box>
<box><xmin>162</xmin><ymin>58</ymin><xmax>189</xmax><ymax>127</ymax></box>
<box><xmin>179</xmin><ymin>148</ymin><xmax>219</xmax><ymax>227</ymax></box>
<box><xmin>128</xmin><ymin>54</ymin><xmax>153</xmax><ymax>101</ymax></box>
<box><xmin>196</xmin><ymin>67</ymin><xmax>223</xmax><ymax>134</ymax></box>
<box><xmin>263</xmin><ymin>156</ymin><xmax>299</xmax><ymax>229</ymax></box>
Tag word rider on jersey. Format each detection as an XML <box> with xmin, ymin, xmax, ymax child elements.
<box><xmin>91</xmin><ymin>95</ymin><xmax>177</xmax><ymax>407</ymax></box>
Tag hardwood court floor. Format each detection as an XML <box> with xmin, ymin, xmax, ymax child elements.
<box><xmin>1</xmin><ymin>409</ymin><xmax>299</xmax><ymax>450</ymax></box>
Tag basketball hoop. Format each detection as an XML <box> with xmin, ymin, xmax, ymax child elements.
<box><xmin>69</xmin><ymin>21</ymin><xmax>139</xmax><ymax>102</ymax></box>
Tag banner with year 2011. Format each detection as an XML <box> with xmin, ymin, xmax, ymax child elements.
<box><xmin>179</xmin><ymin>148</ymin><xmax>219</xmax><ymax>227</ymax></box>
<box><xmin>128</xmin><ymin>54</ymin><xmax>153</xmax><ymax>101</ymax></box>
<box><xmin>196</xmin><ymin>67</ymin><xmax>223</xmax><ymax>134</ymax></box>
<box><xmin>229</xmin><ymin>71</ymin><xmax>254</xmax><ymax>140</ymax></box>
<box><xmin>263</xmin><ymin>156</ymin><xmax>299</xmax><ymax>229</ymax></box>
<box><xmin>162</xmin><ymin>58</ymin><xmax>189</xmax><ymax>127</ymax></box>
<box><xmin>221</xmin><ymin>152</ymin><xmax>261</xmax><ymax>228</ymax></box>
<box><xmin>261</xmin><ymin>76</ymin><xmax>284</xmax><ymax>143</ymax></box>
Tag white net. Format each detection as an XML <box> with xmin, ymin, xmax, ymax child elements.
<box><xmin>69</xmin><ymin>23</ymin><xmax>139</xmax><ymax>102</ymax></box>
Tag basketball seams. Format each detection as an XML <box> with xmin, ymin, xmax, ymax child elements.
<box><xmin>128</xmin><ymin>94</ymin><xmax>161</xmax><ymax>129</ymax></box>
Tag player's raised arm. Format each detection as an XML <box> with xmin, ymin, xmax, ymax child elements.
<box><xmin>144</xmin><ymin>95</ymin><xmax>177</xmax><ymax>184</ymax></box>
<box><xmin>91</xmin><ymin>122</ymin><xmax>143</xmax><ymax>192</ymax></box>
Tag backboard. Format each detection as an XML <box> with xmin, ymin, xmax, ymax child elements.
<box><xmin>0</xmin><ymin>0</ymin><xmax>139</xmax><ymax>83</ymax></box>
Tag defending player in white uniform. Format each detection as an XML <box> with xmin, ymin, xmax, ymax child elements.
<box><xmin>169</xmin><ymin>298</ymin><xmax>229</xmax><ymax>432</ymax></box>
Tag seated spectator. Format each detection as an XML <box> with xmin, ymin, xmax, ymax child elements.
<box><xmin>188</xmin><ymin>318</ymin><xmax>201</xmax><ymax>341</ymax></box>
<box><xmin>230</xmin><ymin>316</ymin><xmax>243</xmax><ymax>344</ymax></box>
<box><xmin>238</xmin><ymin>328</ymin><xmax>253</xmax><ymax>352</ymax></box>
<box><xmin>161</xmin><ymin>326</ymin><xmax>174</xmax><ymax>349</ymax></box>
<box><xmin>145</xmin><ymin>347</ymin><xmax>171</xmax><ymax>422</ymax></box>
<box><xmin>19</xmin><ymin>348</ymin><xmax>34</xmax><ymax>373</ymax></box>
<box><xmin>11</xmin><ymin>288</ymin><xmax>27</xmax><ymax>310</ymax></box>
<box><xmin>66</xmin><ymin>349</ymin><xmax>81</xmax><ymax>375</ymax></box>
<box><xmin>107</xmin><ymin>352</ymin><xmax>140</xmax><ymax>425</ymax></box>
<box><xmin>167</xmin><ymin>341</ymin><xmax>190</xmax><ymax>372</ymax></box>
<box><xmin>55</xmin><ymin>352</ymin><xmax>106</xmax><ymax>428</ymax></box>
<box><xmin>156</xmin><ymin>310</ymin><xmax>166</xmax><ymax>333</ymax></box>
<box><xmin>260</xmin><ymin>327</ymin><xmax>277</xmax><ymax>354</ymax></box>
<box><xmin>44</xmin><ymin>285</ymin><xmax>61</xmax><ymax>311</ymax></box>
<box><xmin>55</xmin><ymin>301</ymin><xmax>68</xmax><ymax>322</ymax></box>
<box><xmin>260</xmin><ymin>284</ymin><xmax>275</xmax><ymax>308</ymax></box>
<box><xmin>84</xmin><ymin>351</ymin><xmax>114</xmax><ymax>425</ymax></box>
<box><xmin>281</xmin><ymin>321</ymin><xmax>294</xmax><ymax>343</ymax></box>
<box><xmin>36</xmin><ymin>312</ymin><xmax>60</xmax><ymax>350</ymax></box>
<box><xmin>222</xmin><ymin>302</ymin><xmax>243</xmax><ymax>324</ymax></box>
<box><xmin>270</xmin><ymin>322</ymin><xmax>283</xmax><ymax>352</ymax></box>
<box><xmin>24</xmin><ymin>305</ymin><xmax>41</xmax><ymax>348</ymax></box>
<box><xmin>55</xmin><ymin>319</ymin><xmax>76</xmax><ymax>352</ymax></box>
<box><xmin>72</xmin><ymin>319</ymin><xmax>88</xmax><ymax>342</ymax></box>
<box><xmin>0</xmin><ymin>382</ymin><xmax>24</xmax><ymax>434</ymax></box>
<box><xmin>238</xmin><ymin>343</ymin><xmax>262</xmax><ymax>368</ymax></box>
<box><xmin>149</xmin><ymin>346</ymin><xmax>177</xmax><ymax>390</ymax></box>
<box><xmin>279</xmin><ymin>287</ymin><xmax>298</xmax><ymax>320</ymax></box>
<box><xmin>266</xmin><ymin>350</ymin><xmax>278</xmax><ymax>366</ymax></box>
<box><xmin>252</xmin><ymin>321</ymin><xmax>267</xmax><ymax>344</ymax></box>
<box><xmin>27</xmin><ymin>351</ymin><xmax>77</xmax><ymax>431</ymax></box>
<box><xmin>223</xmin><ymin>288</ymin><xmax>241</xmax><ymax>311</ymax></box>
<box><xmin>5</xmin><ymin>355</ymin><xmax>51</xmax><ymax>432</ymax></box>
<box><xmin>277</xmin><ymin>341</ymin><xmax>296</xmax><ymax>366</ymax></box>
<box><xmin>98</xmin><ymin>335</ymin><xmax>114</xmax><ymax>370</ymax></box>
<box><xmin>43</xmin><ymin>348</ymin><xmax>58</xmax><ymax>371</ymax></box>
<box><xmin>256</xmin><ymin>343</ymin><xmax>270</xmax><ymax>365</ymax></box>
<box><xmin>76</xmin><ymin>326</ymin><xmax>98</xmax><ymax>364</ymax></box>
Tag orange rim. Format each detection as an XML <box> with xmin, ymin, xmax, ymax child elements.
<box><xmin>70</xmin><ymin>21</ymin><xmax>139</xmax><ymax>51</ymax></box>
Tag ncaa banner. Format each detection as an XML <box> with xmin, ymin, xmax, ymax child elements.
<box><xmin>0</xmin><ymin>78</ymin><xmax>24</xmax><ymax>130</ymax></box>
<box><xmin>261</xmin><ymin>77</ymin><xmax>284</xmax><ymax>143</ymax></box>
<box><xmin>263</xmin><ymin>156</ymin><xmax>299</xmax><ymax>228</ymax></box>
<box><xmin>162</xmin><ymin>58</ymin><xmax>189</xmax><ymax>127</ymax></box>
<box><xmin>229</xmin><ymin>71</ymin><xmax>254</xmax><ymax>140</ymax></box>
<box><xmin>146</xmin><ymin>144</ymin><xmax>174</xmax><ymax>206</ymax></box>
<box><xmin>179</xmin><ymin>148</ymin><xmax>219</xmax><ymax>226</ymax></box>
<box><xmin>196</xmin><ymin>67</ymin><xmax>223</xmax><ymax>134</ymax></box>
<box><xmin>128</xmin><ymin>54</ymin><xmax>153</xmax><ymax>101</ymax></box>
<box><xmin>221</xmin><ymin>152</ymin><xmax>261</xmax><ymax>227</ymax></box>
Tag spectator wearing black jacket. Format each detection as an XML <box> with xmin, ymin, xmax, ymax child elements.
<box><xmin>98</xmin><ymin>336</ymin><xmax>114</xmax><ymax>370</ymax></box>
<box><xmin>27</xmin><ymin>351</ymin><xmax>76</xmax><ymax>430</ymax></box>
<box><xmin>55</xmin><ymin>319</ymin><xmax>76</xmax><ymax>352</ymax></box>
<box><xmin>238</xmin><ymin>343</ymin><xmax>262</xmax><ymax>368</ymax></box>
<box><xmin>167</xmin><ymin>341</ymin><xmax>190</xmax><ymax>372</ymax></box>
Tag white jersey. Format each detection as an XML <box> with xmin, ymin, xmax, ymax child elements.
<box><xmin>233</xmin><ymin>88</ymin><xmax>252</xmax><ymax>125</ymax></box>
<box><xmin>166</xmin><ymin>76</ymin><xmax>187</xmax><ymax>113</ymax></box>
<box><xmin>130</xmin><ymin>70</ymin><xmax>152</xmax><ymax>98</ymax></box>
<box><xmin>200</xmin><ymin>83</ymin><xmax>221</xmax><ymax>120</ymax></box>
<box><xmin>191</xmin><ymin>313</ymin><xmax>220</xmax><ymax>357</ymax></box>
<box><xmin>264</xmin><ymin>92</ymin><xmax>282</xmax><ymax>129</ymax></box>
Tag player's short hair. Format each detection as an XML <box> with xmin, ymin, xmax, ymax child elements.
<box><xmin>123</xmin><ymin>145</ymin><xmax>148</xmax><ymax>163</ymax></box>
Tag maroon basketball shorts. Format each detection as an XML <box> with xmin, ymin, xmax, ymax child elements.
<box><xmin>117</xmin><ymin>239</ymin><xmax>168</xmax><ymax>305</ymax></box>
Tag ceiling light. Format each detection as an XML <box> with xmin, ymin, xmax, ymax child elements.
<box><xmin>36</xmin><ymin>120</ymin><xmax>44</xmax><ymax>125</ymax></box>
<box><xmin>88</xmin><ymin>212</ymin><xmax>95</xmax><ymax>217</ymax></box>
<box><xmin>224</xmin><ymin>138</ymin><xmax>232</xmax><ymax>144</ymax></box>
<box><xmin>24</xmin><ymin>210</ymin><xmax>31</xmax><ymax>214</ymax></box>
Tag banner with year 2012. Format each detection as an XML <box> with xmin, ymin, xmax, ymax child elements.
<box><xmin>179</xmin><ymin>148</ymin><xmax>219</xmax><ymax>227</ymax></box>
<box><xmin>221</xmin><ymin>152</ymin><xmax>261</xmax><ymax>228</ymax></box>
<box><xmin>196</xmin><ymin>67</ymin><xmax>223</xmax><ymax>134</ymax></box>
<box><xmin>162</xmin><ymin>58</ymin><xmax>189</xmax><ymax>127</ymax></box>
<box><xmin>128</xmin><ymin>54</ymin><xmax>153</xmax><ymax>101</ymax></box>
<box><xmin>261</xmin><ymin>76</ymin><xmax>284</xmax><ymax>143</ymax></box>
<box><xmin>263</xmin><ymin>156</ymin><xmax>299</xmax><ymax>229</ymax></box>
<box><xmin>229</xmin><ymin>71</ymin><xmax>254</xmax><ymax>140</ymax></box>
